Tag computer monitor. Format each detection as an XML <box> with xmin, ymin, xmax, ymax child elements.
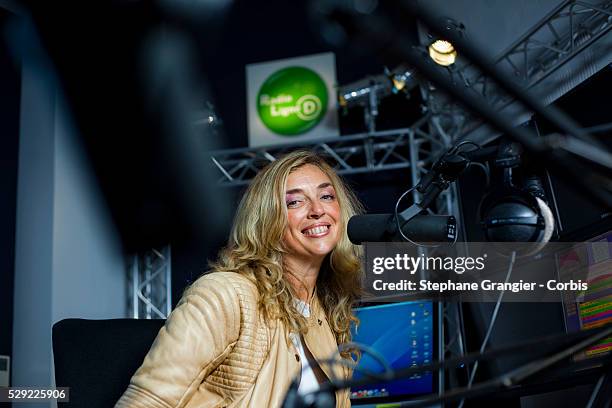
<box><xmin>556</xmin><ymin>229</ymin><xmax>612</xmax><ymax>360</ymax></box>
<box><xmin>350</xmin><ymin>301</ymin><xmax>436</xmax><ymax>405</ymax></box>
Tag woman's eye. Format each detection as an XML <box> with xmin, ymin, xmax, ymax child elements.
<box><xmin>286</xmin><ymin>200</ymin><xmax>301</xmax><ymax>208</ymax></box>
<box><xmin>321</xmin><ymin>194</ymin><xmax>335</xmax><ymax>200</ymax></box>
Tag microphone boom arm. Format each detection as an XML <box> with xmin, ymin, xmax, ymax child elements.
<box><xmin>393</xmin><ymin>148</ymin><xmax>470</xmax><ymax>236</ymax></box>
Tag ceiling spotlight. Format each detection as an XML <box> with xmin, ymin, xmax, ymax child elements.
<box><xmin>194</xmin><ymin>101</ymin><xmax>222</xmax><ymax>132</ymax></box>
<box><xmin>391</xmin><ymin>75</ymin><xmax>407</xmax><ymax>92</ymax></box>
<box><xmin>390</xmin><ymin>71</ymin><xmax>414</xmax><ymax>93</ymax></box>
<box><xmin>428</xmin><ymin>40</ymin><xmax>457</xmax><ymax>66</ymax></box>
<box><xmin>383</xmin><ymin>64</ymin><xmax>417</xmax><ymax>94</ymax></box>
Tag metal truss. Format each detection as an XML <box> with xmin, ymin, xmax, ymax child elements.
<box><xmin>128</xmin><ymin>246</ymin><xmax>172</xmax><ymax>319</ymax></box>
<box><xmin>440</xmin><ymin>301</ymin><xmax>470</xmax><ymax>392</ymax></box>
<box><xmin>210</xmin><ymin>115</ymin><xmax>448</xmax><ymax>187</ymax></box>
<box><xmin>209</xmin><ymin>1</ymin><xmax>612</xmax><ymax>183</ymax></box>
<box><xmin>455</xmin><ymin>0</ymin><xmax>612</xmax><ymax>110</ymax></box>
<box><xmin>426</xmin><ymin>0</ymin><xmax>612</xmax><ymax>145</ymax></box>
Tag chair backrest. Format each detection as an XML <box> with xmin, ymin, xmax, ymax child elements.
<box><xmin>52</xmin><ymin>318</ymin><xmax>165</xmax><ymax>408</ymax></box>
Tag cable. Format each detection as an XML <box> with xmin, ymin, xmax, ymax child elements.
<box><xmin>457</xmin><ymin>250</ymin><xmax>516</xmax><ymax>408</ymax></box>
<box><xmin>294</xmin><ymin>341</ymin><xmax>395</xmax><ymax>406</ymax></box>
<box><xmin>457</xmin><ymin>296</ymin><xmax>472</xmax><ymax>382</ymax></box>
<box><xmin>294</xmin><ymin>341</ymin><xmax>395</xmax><ymax>388</ymax></box>
<box><xmin>336</xmin><ymin>341</ymin><xmax>394</xmax><ymax>381</ymax></box>
<box><xmin>585</xmin><ymin>373</ymin><xmax>607</xmax><ymax>408</ymax></box>
<box><xmin>304</xmin><ymin>324</ymin><xmax>612</xmax><ymax>407</ymax></box>
<box><xmin>394</xmin><ymin>186</ymin><xmax>443</xmax><ymax>248</ymax></box>
<box><xmin>450</xmin><ymin>140</ymin><xmax>481</xmax><ymax>155</ymax></box>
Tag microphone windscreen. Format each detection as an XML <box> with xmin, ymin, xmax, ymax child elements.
<box><xmin>347</xmin><ymin>214</ymin><xmax>393</xmax><ymax>245</ymax></box>
<box><xmin>348</xmin><ymin>213</ymin><xmax>457</xmax><ymax>244</ymax></box>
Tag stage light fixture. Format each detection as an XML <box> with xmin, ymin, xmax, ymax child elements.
<box><xmin>428</xmin><ymin>40</ymin><xmax>457</xmax><ymax>66</ymax></box>
<box><xmin>390</xmin><ymin>71</ymin><xmax>413</xmax><ymax>93</ymax></box>
<box><xmin>339</xmin><ymin>86</ymin><xmax>372</xmax><ymax>107</ymax></box>
<box><xmin>382</xmin><ymin>64</ymin><xmax>417</xmax><ymax>95</ymax></box>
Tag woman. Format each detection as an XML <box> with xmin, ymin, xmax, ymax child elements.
<box><xmin>116</xmin><ymin>150</ymin><xmax>363</xmax><ymax>408</ymax></box>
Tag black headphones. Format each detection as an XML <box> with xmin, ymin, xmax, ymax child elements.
<box><xmin>478</xmin><ymin>141</ymin><xmax>554</xmax><ymax>254</ymax></box>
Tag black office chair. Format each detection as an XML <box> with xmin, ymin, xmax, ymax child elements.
<box><xmin>52</xmin><ymin>318</ymin><xmax>165</xmax><ymax>408</ymax></box>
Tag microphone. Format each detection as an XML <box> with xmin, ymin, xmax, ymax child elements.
<box><xmin>347</xmin><ymin>213</ymin><xmax>457</xmax><ymax>245</ymax></box>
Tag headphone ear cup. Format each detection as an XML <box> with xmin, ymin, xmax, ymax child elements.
<box><xmin>479</xmin><ymin>187</ymin><xmax>555</xmax><ymax>256</ymax></box>
<box><xmin>477</xmin><ymin>186</ymin><xmax>510</xmax><ymax>227</ymax></box>
<box><xmin>481</xmin><ymin>193</ymin><xmax>554</xmax><ymax>258</ymax></box>
<box><xmin>479</xmin><ymin>187</ymin><xmax>542</xmax><ymax>241</ymax></box>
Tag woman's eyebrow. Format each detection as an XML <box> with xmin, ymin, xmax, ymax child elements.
<box><xmin>285</xmin><ymin>182</ymin><xmax>333</xmax><ymax>195</ymax></box>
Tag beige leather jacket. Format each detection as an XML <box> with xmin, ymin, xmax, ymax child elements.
<box><xmin>115</xmin><ymin>272</ymin><xmax>351</xmax><ymax>408</ymax></box>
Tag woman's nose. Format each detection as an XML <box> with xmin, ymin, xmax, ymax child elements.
<box><xmin>308</xmin><ymin>201</ymin><xmax>325</xmax><ymax>218</ymax></box>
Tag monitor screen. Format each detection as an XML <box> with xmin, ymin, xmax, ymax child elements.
<box><xmin>556</xmin><ymin>230</ymin><xmax>612</xmax><ymax>360</ymax></box>
<box><xmin>350</xmin><ymin>301</ymin><xmax>434</xmax><ymax>404</ymax></box>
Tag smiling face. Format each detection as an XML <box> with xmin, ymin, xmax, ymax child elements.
<box><xmin>283</xmin><ymin>164</ymin><xmax>341</xmax><ymax>265</ymax></box>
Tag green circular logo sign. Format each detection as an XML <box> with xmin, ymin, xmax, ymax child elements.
<box><xmin>257</xmin><ymin>66</ymin><xmax>328</xmax><ymax>136</ymax></box>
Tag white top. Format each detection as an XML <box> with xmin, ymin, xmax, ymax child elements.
<box><xmin>289</xmin><ymin>299</ymin><xmax>320</xmax><ymax>396</ymax></box>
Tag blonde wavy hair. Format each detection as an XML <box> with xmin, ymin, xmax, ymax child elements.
<box><xmin>210</xmin><ymin>150</ymin><xmax>363</xmax><ymax>357</ymax></box>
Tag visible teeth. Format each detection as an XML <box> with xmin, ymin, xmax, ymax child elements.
<box><xmin>303</xmin><ymin>226</ymin><xmax>329</xmax><ymax>235</ymax></box>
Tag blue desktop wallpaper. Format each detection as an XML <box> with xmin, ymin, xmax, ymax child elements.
<box><xmin>350</xmin><ymin>301</ymin><xmax>433</xmax><ymax>401</ymax></box>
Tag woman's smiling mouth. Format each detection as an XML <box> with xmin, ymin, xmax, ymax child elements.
<box><xmin>301</xmin><ymin>224</ymin><xmax>331</xmax><ymax>237</ymax></box>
